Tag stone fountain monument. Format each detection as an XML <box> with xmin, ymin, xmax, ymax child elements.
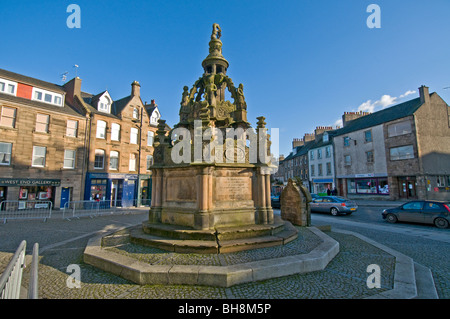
<box><xmin>132</xmin><ymin>23</ymin><xmax>298</xmax><ymax>253</ymax></box>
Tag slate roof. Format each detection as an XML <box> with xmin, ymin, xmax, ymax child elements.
<box><xmin>0</xmin><ymin>68</ymin><xmax>65</xmax><ymax>94</ymax></box>
<box><xmin>334</xmin><ymin>96</ymin><xmax>426</xmax><ymax>136</ymax></box>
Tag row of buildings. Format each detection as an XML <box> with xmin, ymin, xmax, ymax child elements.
<box><xmin>0</xmin><ymin>68</ymin><xmax>165</xmax><ymax>209</ymax></box>
<box><xmin>275</xmin><ymin>86</ymin><xmax>450</xmax><ymax>201</ymax></box>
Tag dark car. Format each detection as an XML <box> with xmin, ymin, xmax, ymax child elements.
<box><xmin>271</xmin><ymin>195</ymin><xmax>280</xmax><ymax>209</ymax></box>
<box><xmin>310</xmin><ymin>196</ymin><xmax>358</xmax><ymax>216</ymax></box>
<box><xmin>382</xmin><ymin>200</ymin><xmax>450</xmax><ymax>229</ymax></box>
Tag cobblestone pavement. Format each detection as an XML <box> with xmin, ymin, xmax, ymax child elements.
<box><xmin>0</xmin><ymin>210</ymin><xmax>447</xmax><ymax>299</ymax></box>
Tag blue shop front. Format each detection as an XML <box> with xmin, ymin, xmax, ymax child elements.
<box><xmin>85</xmin><ymin>173</ymin><xmax>138</xmax><ymax>207</ymax></box>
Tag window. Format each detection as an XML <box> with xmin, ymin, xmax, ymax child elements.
<box><xmin>146</xmin><ymin>155</ymin><xmax>153</xmax><ymax>170</ymax></box>
<box><xmin>150</xmin><ymin>110</ymin><xmax>160</xmax><ymax>125</ymax></box>
<box><xmin>129</xmin><ymin>153</ymin><xmax>137</xmax><ymax>171</ymax></box>
<box><xmin>343</xmin><ymin>136</ymin><xmax>350</xmax><ymax>147</ymax></box>
<box><xmin>318</xmin><ymin>163</ymin><xmax>323</xmax><ymax>176</ymax></box>
<box><xmin>0</xmin><ymin>142</ymin><xmax>12</xmax><ymax>165</ymax></box>
<box><xmin>437</xmin><ymin>176</ymin><xmax>446</xmax><ymax>187</ymax></box>
<box><xmin>347</xmin><ymin>177</ymin><xmax>389</xmax><ymax>195</ymax></box>
<box><xmin>32</xmin><ymin>146</ymin><xmax>46</xmax><ymax>167</ymax></box>
<box><xmin>344</xmin><ymin>155</ymin><xmax>351</xmax><ymax>166</ymax></box>
<box><xmin>366</xmin><ymin>151</ymin><xmax>374</xmax><ymax>163</ymax></box>
<box><xmin>402</xmin><ymin>202</ymin><xmax>424</xmax><ymax>210</ymax></box>
<box><xmin>317</xmin><ymin>149</ymin><xmax>322</xmax><ymax>159</ymax></box>
<box><xmin>66</xmin><ymin>120</ymin><xmax>78</xmax><ymax>137</ymax></box>
<box><xmin>63</xmin><ymin>150</ymin><xmax>76</xmax><ymax>169</ymax></box>
<box><xmin>130</xmin><ymin>127</ymin><xmax>138</xmax><ymax>144</ymax></box>
<box><xmin>133</xmin><ymin>108</ymin><xmax>139</xmax><ymax>119</ymax></box>
<box><xmin>147</xmin><ymin>131</ymin><xmax>154</xmax><ymax>146</ymax></box>
<box><xmin>388</xmin><ymin>121</ymin><xmax>412</xmax><ymax>137</ymax></box>
<box><xmin>96</xmin><ymin>120</ymin><xmax>106</xmax><ymax>139</ymax></box>
<box><xmin>54</xmin><ymin>96</ymin><xmax>62</xmax><ymax>105</ymax></box>
<box><xmin>111</xmin><ymin>123</ymin><xmax>120</xmax><ymax>141</ymax></box>
<box><xmin>35</xmin><ymin>114</ymin><xmax>50</xmax><ymax>133</ymax></box>
<box><xmin>34</xmin><ymin>91</ymin><xmax>42</xmax><ymax>100</ymax></box>
<box><xmin>44</xmin><ymin>93</ymin><xmax>52</xmax><ymax>103</ymax></box>
<box><xmin>94</xmin><ymin>149</ymin><xmax>105</xmax><ymax>169</ymax></box>
<box><xmin>364</xmin><ymin>130</ymin><xmax>372</xmax><ymax>142</ymax></box>
<box><xmin>390</xmin><ymin>145</ymin><xmax>414</xmax><ymax>161</ymax></box>
<box><xmin>0</xmin><ymin>82</ymin><xmax>4</xmax><ymax>92</ymax></box>
<box><xmin>310</xmin><ymin>151</ymin><xmax>314</xmax><ymax>160</ymax></box>
<box><xmin>325</xmin><ymin>146</ymin><xmax>331</xmax><ymax>158</ymax></box>
<box><xmin>110</xmin><ymin>151</ymin><xmax>119</xmax><ymax>170</ymax></box>
<box><xmin>326</xmin><ymin>162</ymin><xmax>332</xmax><ymax>176</ymax></box>
<box><xmin>310</xmin><ymin>165</ymin><xmax>315</xmax><ymax>176</ymax></box>
<box><xmin>0</xmin><ymin>106</ymin><xmax>16</xmax><ymax>128</ymax></box>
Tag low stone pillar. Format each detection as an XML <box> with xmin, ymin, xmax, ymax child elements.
<box><xmin>280</xmin><ymin>179</ymin><xmax>312</xmax><ymax>226</ymax></box>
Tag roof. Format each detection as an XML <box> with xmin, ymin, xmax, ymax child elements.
<box><xmin>334</xmin><ymin>96</ymin><xmax>425</xmax><ymax>136</ymax></box>
<box><xmin>0</xmin><ymin>68</ymin><xmax>65</xmax><ymax>94</ymax></box>
<box><xmin>0</xmin><ymin>92</ymin><xmax>84</xmax><ymax>117</ymax></box>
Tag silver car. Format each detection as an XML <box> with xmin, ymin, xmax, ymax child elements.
<box><xmin>310</xmin><ymin>196</ymin><xmax>358</xmax><ymax>216</ymax></box>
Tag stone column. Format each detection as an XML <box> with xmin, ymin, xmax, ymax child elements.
<box><xmin>257</xmin><ymin>168</ymin><xmax>267</xmax><ymax>224</ymax></box>
<box><xmin>195</xmin><ymin>166</ymin><xmax>211</xmax><ymax>230</ymax></box>
<box><xmin>149</xmin><ymin>169</ymin><xmax>162</xmax><ymax>223</ymax></box>
<box><xmin>265</xmin><ymin>172</ymin><xmax>274</xmax><ymax>224</ymax></box>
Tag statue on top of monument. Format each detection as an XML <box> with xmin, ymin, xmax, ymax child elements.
<box><xmin>211</xmin><ymin>23</ymin><xmax>222</xmax><ymax>40</ymax></box>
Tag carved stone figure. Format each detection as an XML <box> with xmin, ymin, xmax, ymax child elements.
<box><xmin>211</xmin><ymin>23</ymin><xmax>222</xmax><ymax>39</ymax></box>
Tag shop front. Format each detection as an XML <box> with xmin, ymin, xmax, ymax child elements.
<box><xmin>0</xmin><ymin>178</ymin><xmax>60</xmax><ymax>209</ymax></box>
<box><xmin>339</xmin><ymin>174</ymin><xmax>390</xmax><ymax>198</ymax></box>
<box><xmin>85</xmin><ymin>173</ymin><xmax>138</xmax><ymax>207</ymax></box>
<box><xmin>311</xmin><ymin>178</ymin><xmax>334</xmax><ymax>195</ymax></box>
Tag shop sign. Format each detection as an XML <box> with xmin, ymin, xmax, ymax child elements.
<box><xmin>0</xmin><ymin>178</ymin><xmax>61</xmax><ymax>187</ymax></box>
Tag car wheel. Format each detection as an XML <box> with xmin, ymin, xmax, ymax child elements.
<box><xmin>386</xmin><ymin>213</ymin><xmax>397</xmax><ymax>223</ymax></box>
<box><xmin>330</xmin><ymin>207</ymin><xmax>339</xmax><ymax>216</ymax></box>
<box><xmin>434</xmin><ymin>217</ymin><xmax>449</xmax><ymax>229</ymax></box>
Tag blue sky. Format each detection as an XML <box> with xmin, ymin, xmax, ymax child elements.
<box><xmin>1</xmin><ymin>0</ymin><xmax>450</xmax><ymax>156</ymax></box>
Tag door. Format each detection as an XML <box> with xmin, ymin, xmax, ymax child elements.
<box><xmin>111</xmin><ymin>180</ymin><xmax>123</xmax><ymax>207</ymax></box>
<box><xmin>397</xmin><ymin>201</ymin><xmax>424</xmax><ymax>223</ymax></box>
<box><xmin>60</xmin><ymin>187</ymin><xmax>71</xmax><ymax>209</ymax></box>
<box><xmin>0</xmin><ymin>187</ymin><xmax>7</xmax><ymax>210</ymax></box>
<box><xmin>399</xmin><ymin>177</ymin><xmax>417</xmax><ymax>199</ymax></box>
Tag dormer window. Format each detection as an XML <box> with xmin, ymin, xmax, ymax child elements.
<box><xmin>32</xmin><ymin>87</ymin><xmax>63</xmax><ymax>106</ymax></box>
<box><xmin>0</xmin><ymin>78</ymin><xmax>17</xmax><ymax>96</ymax></box>
<box><xmin>97</xmin><ymin>93</ymin><xmax>112</xmax><ymax>114</ymax></box>
<box><xmin>150</xmin><ymin>110</ymin><xmax>160</xmax><ymax>125</ymax></box>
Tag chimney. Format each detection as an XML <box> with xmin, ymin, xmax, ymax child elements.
<box><xmin>419</xmin><ymin>85</ymin><xmax>430</xmax><ymax>104</ymax></box>
<box><xmin>314</xmin><ymin>126</ymin><xmax>333</xmax><ymax>137</ymax></box>
<box><xmin>63</xmin><ymin>77</ymin><xmax>82</xmax><ymax>106</ymax></box>
<box><xmin>131</xmin><ymin>81</ymin><xmax>141</xmax><ymax>97</ymax></box>
<box><xmin>303</xmin><ymin>133</ymin><xmax>315</xmax><ymax>142</ymax></box>
<box><xmin>292</xmin><ymin>138</ymin><xmax>304</xmax><ymax>149</ymax></box>
<box><xmin>342</xmin><ymin>111</ymin><xmax>370</xmax><ymax>127</ymax></box>
<box><xmin>279</xmin><ymin>154</ymin><xmax>285</xmax><ymax>161</ymax></box>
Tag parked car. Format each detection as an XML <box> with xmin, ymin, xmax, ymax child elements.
<box><xmin>382</xmin><ymin>200</ymin><xmax>450</xmax><ymax>229</ymax></box>
<box><xmin>271</xmin><ymin>195</ymin><xmax>280</xmax><ymax>208</ymax></box>
<box><xmin>310</xmin><ymin>196</ymin><xmax>358</xmax><ymax>216</ymax></box>
<box><xmin>311</xmin><ymin>193</ymin><xmax>320</xmax><ymax>200</ymax></box>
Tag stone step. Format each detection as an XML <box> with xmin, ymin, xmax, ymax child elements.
<box><xmin>219</xmin><ymin>226</ymin><xmax>298</xmax><ymax>253</ymax></box>
<box><xmin>130</xmin><ymin>222</ymin><xmax>299</xmax><ymax>254</ymax></box>
<box><xmin>130</xmin><ymin>228</ymin><xmax>219</xmax><ymax>254</ymax></box>
<box><xmin>142</xmin><ymin>222</ymin><xmax>217</xmax><ymax>241</ymax></box>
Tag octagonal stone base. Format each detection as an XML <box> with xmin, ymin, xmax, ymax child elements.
<box><xmin>83</xmin><ymin>225</ymin><xmax>339</xmax><ymax>287</ymax></box>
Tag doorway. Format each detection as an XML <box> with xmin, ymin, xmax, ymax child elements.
<box><xmin>60</xmin><ymin>187</ymin><xmax>72</xmax><ymax>209</ymax></box>
<box><xmin>111</xmin><ymin>179</ymin><xmax>123</xmax><ymax>207</ymax></box>
<box><xmin>398</xmin><ymin>177</ymin><xmax>417</xmax><ymax>199</ymax></box>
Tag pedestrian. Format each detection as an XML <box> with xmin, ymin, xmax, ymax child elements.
<box><xmin>332</xmin><ymin>187</ymin><xmax>337</xmax><ymax>196</ymax></box>
<box><xmin>327</xmin><ymin>187</ymin><xmax>331</xmax><ymax>196</ymax></box>
<box><xmin>94</xmin><ymin>193</ymin><xmax>100</xmax><ymax>202</ymax></box>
